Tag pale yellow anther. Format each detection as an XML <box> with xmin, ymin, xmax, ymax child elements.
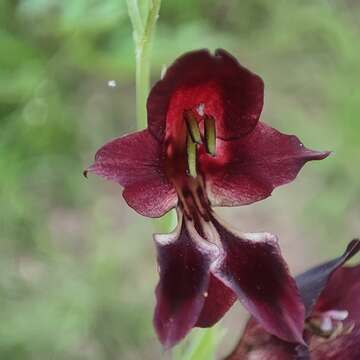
<box><xmin>185</xmin><ymin>111</ymin><xmax>202</xmax><ymax>144</ymax></box>
<box><xmin>204</xmin><ymin>115</ymin><xmax>216</xmax><ymax>156</ymax></box>
<box><xmin>187</xmin><ymin>134</ymin><xmax>197</xmax><ymax>178</ymax></box>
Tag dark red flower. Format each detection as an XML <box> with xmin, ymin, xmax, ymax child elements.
<box><xmin>226</xmin><ymin>239</ymin><xmax>360</xmax><ymax>360</ymax></box>
<box><xmin>85</xmin><ymin>49</ymin><xmax>330</xmax><ymax>348</ymax></box>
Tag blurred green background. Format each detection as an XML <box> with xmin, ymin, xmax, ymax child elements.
<box><xmin>1</xmin><ymin>0</ymin><xmax>359</xmax><ymax>359</ymax></box>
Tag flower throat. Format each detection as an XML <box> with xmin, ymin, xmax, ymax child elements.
<box><xmin>165</xmin><ymin>108</ymin><xmax>217</xmax><ymax>232</ymax></box>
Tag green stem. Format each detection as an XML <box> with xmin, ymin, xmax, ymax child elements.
<box><xmin>126</xmin><ymin>0</ymin><xmax>144</xmax><ymax>40</ymax></box>
<box><xmin>135</xmin><ymin>42</ymin><xmax>150</xmax><ymax>129</ymax></box>
<box><xmin>127</xmin><ymin>0</ymin><xmax>173</xmax><ymax>231</ymax></box>
<box><xmin>127</xmin><ymin>0</ymin><xmax>161</xmax><ymax>129</ymax></box>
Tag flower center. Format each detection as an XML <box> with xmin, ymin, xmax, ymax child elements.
<box><xmin>165</xmin><ymin>108</ymin><xmax>217</xmax><ymax>231</ymax></box>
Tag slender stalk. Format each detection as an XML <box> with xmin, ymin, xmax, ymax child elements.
<box><xmin>127</xmin><ymin>0</ymin><xmax>161</xmax><ymax>129</ymax></box>
<box><xmin>127</xmin><ymin>0</ymin><xmax>174</xmax><ymax>232</ymax></box>
<box><xmin>126</xmin><ymin>0</ymin><xmax>144</xmax><ymax>41</ymax></box>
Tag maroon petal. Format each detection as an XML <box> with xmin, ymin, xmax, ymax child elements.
<box><xmin>225</xmin><ymin>319</ymin><xmax>304</xmax><ymax>360</ymax></box>
<box><xmin>153</xmin><ymin>214</ymin><xmax>218</xmax><ymax>349</ymax></box>
<box><xmin>226</xmin><ymin>240</ymin><xmax>360</xmax><ymax>360</ymax></box>
<box><xmin>315</xmin><ymin>264</ymin><xmax>360</xmax><ymax>323</ymax></box>
<box><xmin>200</xmin><ymin>122</ymin><xmax>330</xmax><ymax>206</ymax></box>
<box><xmin>226</xmin><ymin>341</ymin><xmax>300</xmax><ymax>360</ymax></box>
<box><xmin>310</xmin><ymin>326</ymin><xmax>360</xmax><ymax>360</ymax></box>
<box><xmin>296</xmin><ymin>239</ymin><xmax>360</xmax><ymax>316</ymax></box>
<box><xmin>195</xmin><ymin>273</ymin><xmax>237</xmax><ymax>328</ymax></box>
<box><xmin>211</xmin><ymin>217</ymin><xmax>305</xmax><ymax>344</ymax></box>
<box><xmin>227</xmin><ymin>316</ymin><xmax>360</xmax><ymax>360</ymax></box>
<box><xmin>147</xmin><ymin>49</ymin><xmax>264</xmax><ymax>142</ymax></box>
<box><xmin>86</xmin><ymin>129</ymin><xmax>177</xmax><ymax>217</ymax></box>
<box><xmin>232</xmin><ymin>332</ymin><xmax>360</xmax><ymax>360</ymax></box>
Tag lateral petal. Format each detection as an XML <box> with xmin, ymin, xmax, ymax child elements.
<box><xmin>86</xmin><ymin>129</ymin><xmax>177</xmax><ymax>217</ymax></box>
<box><xmin>200</xmin><ymin>122</ymin><xmax>330</xmax><ymax>206</ymax></box>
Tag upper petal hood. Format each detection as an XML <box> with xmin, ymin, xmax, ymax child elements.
<box><xmin>147</xmin><ymin>49</ymin><xmax>264</xmax><ymax>142</ymax></box>
<box><xmin>86</xmin><ymin>129</ymin><xmax>177</xmax><ymax>217</ymax></box>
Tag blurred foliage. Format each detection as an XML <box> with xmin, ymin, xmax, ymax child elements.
<box><xmin>174</xmin><ymin>327</ymin><xmax>225</xmax><ymax>360</ymax></box>
<box><xmin>0</xmin><ymin>0</ymin><xmax>359</xmax><ymax>359</ymax></box>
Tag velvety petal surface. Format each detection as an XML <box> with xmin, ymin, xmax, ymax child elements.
<box><xmin>86</xmin><ymin>129</ymin><xmax>177</xmax><ymax>217</ymax></box>
<box><xmin>225</xmin><ymin>319</ymin><xmax>305</xmax><ymax>360</ymax></box>
<box><xmin>147</xmin><ymin>49</ymin><xmax>264</xmax><ymax>141</ymax></box>
<box><xmin>153</xmin><ymin>216</ymin><xmax>218</xmax><ymax>349</ymax></box>
<box><xmin>226</xmin><ymin>317</ymin><xmax>360</xmax><ymax>360</ymax></box>
<box><xmin>226</xmin><ymin>240</ymin><xmax>360</xmax><ymax>360</ymax></box>
<box><xmin>296</xmin><ymin>239</ymin><xmax>360</xmax><ymax>316</ymax></box>
<box><xmin>200</xmin><ymin>122</ymin><xmax>330</xmax><ymax>206</ymax></box>
<box><xmin>195</xmin><ymin>273</ymin><xmax>237</xmax><ymax>328</ymax></box>
<box><xmin>211</xmin><ymin>217</ymin><xmax>305</xmax><ymax>344</ymax></box>
<box><xmin>310</xmin><ymin>326</ymin><xmax>360</xmax><ymax>360</ymax></box>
